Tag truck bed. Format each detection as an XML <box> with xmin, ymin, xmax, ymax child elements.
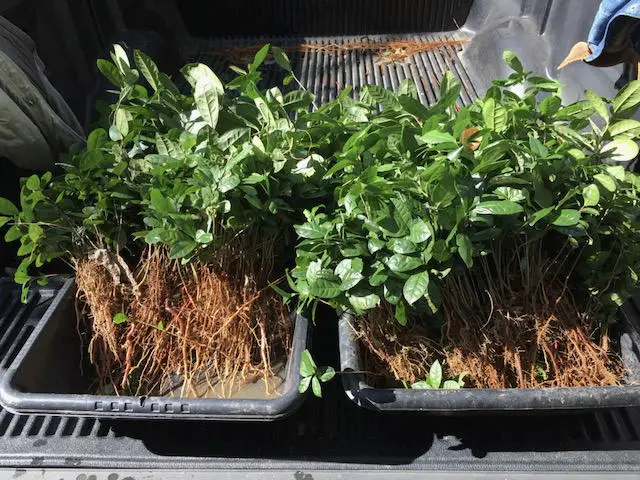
<box><xmin>1</xmin><ymin>0</ymin><xmax>639</xmax><ymax>477</ymax></box>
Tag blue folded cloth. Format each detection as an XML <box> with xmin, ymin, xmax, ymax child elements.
<box><xmin>587</xmin><ymin>0</ymin><xmax>640</xmax><ymax>62</ymax></box>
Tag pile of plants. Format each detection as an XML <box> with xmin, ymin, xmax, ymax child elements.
<box><xmin>0</xmin><ymin>44</ymin><xmax>357</xmax><ymax>397</ymax></box>
<box><xmin>2</xmin><ymin>46</ymin><xmax>639</xmax><ymax>397</ymax></box>
<box><xmin>292</xmin><ymin>53</ymin><xmax>640</xmax><ymax>389</ymax></box>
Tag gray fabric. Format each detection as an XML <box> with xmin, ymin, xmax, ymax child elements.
<box><xmin>0</xmin><ymin>15</ymin><xmax>83</xmax><ymax>170</ymax></box>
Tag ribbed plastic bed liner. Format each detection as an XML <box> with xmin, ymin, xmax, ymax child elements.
<box><xmin>1</xmin><ymin>32</ymin><xmax>639</xmax><ymax>473</ymax></box>
<box><xmin>188</xmin><ymin>32</ymin><xmax>478</xmax><ymax>107</ymax></box>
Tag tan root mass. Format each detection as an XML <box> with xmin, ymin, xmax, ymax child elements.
<box><xmin>357</xmin><ymin>240</ymin><xmax>622</xmax><ymax>389</ymax></box>
<box><xmin>75</xmin><ymin>245</ymin><xmax>292</xmax><ymax>398</ymax></box>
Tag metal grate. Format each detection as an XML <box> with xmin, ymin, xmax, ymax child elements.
<box><xmin>0</xmin><ymin>33</ymin><xmax>640</xmax><ymax>471</ymax></box>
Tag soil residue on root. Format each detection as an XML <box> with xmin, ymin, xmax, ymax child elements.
<box><xmin>357</xmin><ymin>240</ymin><xmax>623</xmax><ymax>389</ymax></box>
<box><xmin>75</xmin><ymin>244</ymin><xmax>292</xmax><ymax>398</ymax></box>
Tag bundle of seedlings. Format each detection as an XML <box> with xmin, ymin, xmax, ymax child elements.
<box><xmin>0</xmin><ymin>44</ymin><xmax>353</xmax><ymax>397</ymax></box>
<box><xmin>292</xmin><ymin>51</ymin><xmax>640</xmax><ymax>390</ymax></box>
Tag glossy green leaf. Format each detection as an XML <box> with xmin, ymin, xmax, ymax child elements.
<box><xmin>428</xmin><ymin>360</ymin><xmax>442</xmax><ymax>389</ymax></box>
<box><xmin>582</xmin><ymin>184</ymin><xmax>600</xmax><ymax>207</ymax></box>
<box><xmin>386</xmin><ymin>254</ymin><xmax>423</xmax><ymax>273</ymax></box>
<box><xmin>308</xmin><ymin>278</ymin><xmax>342</xmax><ymax>298</ymax></box>
<box><xmin>134</xmin><ymin>50</ymin><xmax>160</xmax><ymax>91</ymax></box>
<box><xmin>348</xmin><ymin>293</ymin><xmax>380</xmax><ymax>311</ymax></box>
<box><xmin>272</xmin><ymin>46</ymin><xmax>292</xmax><ymax>73</ymax></box>
<box><xmin>594</xmin><ymin>173</ymin><xmax>617</xmax><ymax>192</ymax></box>
<box><xmin>456</xmin><ymin>234</ymin><xmax>473</xmax><ymax>268</ymax></box>
<box><xmin>585</xmin><ymin>90</ymin><xmax>609</xmax><ymax>121</ymax></box>
<box><xmin>181</xmin><ymin>63</ymin><xmax>224</xmax><ymax>95</ymax></box>
<box><xmin>503</xmin><ymin>50</ymin><xmax>524</xmax><ymax>73</ymax></box>
<box><xmin>298</xmin><ymin>376</ymin><xmax>312</xmax><ymax>393</ymax></box>
<box><xmin>395</xmin><ymin>301</ymin><xmax>407</xmax><ymax>326</ymax></box>
<box><xmin>300</xmin><ymin>349</ymin><xmax>316</xmax><ymax>377</ymax></box>
<box><xmin>113</xmin><ymin>312</ymin><xmax>129</xmax><ymax>325</ymax></box>
<box><xmin>473</xmin><ymin>201</ymin><xmax>523</xmax><ymax>216</ymax></box>
<box><xmin>97</xmin><ymin>59</ymin><xmax>124</xmax><ymax>87</ymax></box>
<box><xmin>608</xmin><ymin>119</ymin><xmax>640</xmax><ymax>137</ymax></box>
<box><xmin>612</xmin><ymin>80</ymin><xmax>640</xmax><ymax>115</ymax></box>
<box><xmin>194</xmin><ymin>78</ymin><xmax>220</xmax><ymax>129</ymax></box>
<box><xmin>0</xmin><ymin>198</ymin><xmax>18</xmax><ymax>216</ymax></box>
<box><xmin>311</xmin><ymin>376</ymin><xmax>322</xmax><ymax>397</ymax></box>
<box><xmin>318</xmin><ymin>366</ymin><xmax>336</xmax><ymax>382</ymax></box>
<box><xmin>482</xmin><ymin>98</ymin><xmax>507</xmax><ymax>132</ymax></box>
<box><xmin>603</xmin><ymin>138</ymin><xmax>639</xmax><ymax>162</ymax></box>
<box><xmin>552</xmin><ymin>209</ymin><xmax>580</xmax><ymax>226</ymax></box>
<box><xmin>403</xmin><ymin>270</ymin><xmax>429</xmax><ymax>305</ymax></box>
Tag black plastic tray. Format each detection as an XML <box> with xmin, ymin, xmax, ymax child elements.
<box><xmin>339</xmin><ymin>307</ymin><xmax>640</xmax><ymax>412</ymax></box>
<box><xmin>0</xmin><ymin>278</ymin><xmax>309</xmax><ymax>421</ymax></box>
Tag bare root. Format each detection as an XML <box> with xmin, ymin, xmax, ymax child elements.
<box><xmin>356</xmin><ymin>239</ymin><xmax>622</xmax><ymax>389</ymax></box>
<box><xmin>74</xmin><ymin>243</ymin><xmax>292</xmax><ymax>398</ymax></box>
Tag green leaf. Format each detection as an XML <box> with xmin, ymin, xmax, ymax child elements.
<box><xmin>308</xmin><ymin>278</ymin><xmax>342</xmax><ymax>298</ymax></box>
<box><xmin>298</xmin><ymin>376</ymin><xmax>312</xmax><ymax>393</ymax></box>
<box><xmin>0</xmin><ymin>198</ymin><xmax>18</xmax><ymax>216</ymax></box>
<box><xmin>395</xmin><ymin>301</ymin><xmax>407</xmax><ymax>326</ymax></box>
<box><xmin>428</xmin><ymin>360</ymin><xmax>443</xmax><ymax>389</ymax></box>
<box><xmin>594</xmin><ymin>173</ymin><xmax>617</xmax><ymax>192</ymax></box>
<box><xmin>409</xmin><ymin>219</ymin><xmax>432</xmax><ymax>243</ymax></box>
<box><xmin>150</xmin><ymin>188</ymin><xmax>173</xmax><ymax>214</ymax></box>
<box><xmin>113</xmin><ymin>312</ymin><xmax>129</xmax><ymax>325</ymax></box>
<box><xmin>411</xmin><ymin>381</ymin><xmax>433</xmax><ymax>390</ymax></box>
<box><xmin>503</xmin><ymin>50</ymin><xmax>524</xmax><ymax>73</ymax></box>
<box><xmin>4</xmin><ymin>225</ymin><xmax>22</xmax><ymax>242</ymax></box>
<box><xmin>437</xmin><ymin>72</ymin><xmax>461</xmax><ymax>109</ymax></box>
<box><xmin>456</xmin><ymin>234</ymin><xmax>473</xmax><ymax>268</ymax></box>
<box><xmin>386</xmin><ymin>254</ymin><xmax>423</xmax><ymax>273</ymax></box>
<box><xmin>218</xmin><ymin>174</ymin><xmax>241</xmax><ymax>193</ymax></box>
<box><xmin>612</xmin><ymin>80</ymin><xmax>640</xmax><ymax>115</ymax></box>
<box><xmin>420</xmin><ymin>130</ymin><xmax>456</xmax><ymax>144</ymax></box>
<box><xmin>473</xmin><ymin>200</ymin><xmax>523</xmax><ymax>216</ymax></box>
<box><xmin>388</xmin><ymin>238</ymin><xmax>418</xmax><ymax>254</ymax></box>
<box><xmin>528</xmin><ymin>137</ymin><xmax>548</xmax><ymax>158</ymax></box>
<box><xmin>552</xmin><ymin>209</ymin><xmax>581</xmax><ymax>226</ymax></box>
<box><xmin>169</xmin><ymin>240</ymin><xmax>196</xmax><ymax>259</ymax></box>
<box><xmin>181</xmin><ymin>63</ymin><xmax>224</xmax><ymax>95</ymax></box>
<box><xmin>348</xmin><ymin>293</ymin><xmax>380</xmax><ymax>311</ymax></box>
<box><xmin>608</xmin><ymin>119</ymin><xmax>640</xmax><ymax>137</ymax></box>
<box><xmin>0</xmin><ymin>216</ymin><xmax>9</xmax><ymax>228</ymax></box>
<box><xmin>606</xmin><ymin>165</ymin><xmax>626</xmax><ymax>181</ymax></box>
<box><xmin>539</xmin><ymin>95</ymin><xmax>561</xmax><ymax>116</ymax></box>
<box><xmin>603</xmin><ymin>138</ymin><xmax>639</xmax><ymax>162</ymax></box>
<box><xmin>555</xmin><ymin>100</ymin><xmax>594</xmax><ymax>120</ymax></box>
<box><xmin>194</xmin><ymin>78</ymin><xmax>220</xmax><ymax>129</ymax></box>
<box><xmin>300</xmin><ymin>349</ymin><xmax>316</xmax><ymax>377</ymax></box>
<box><xmin>403</xmin><ymin>270</ymin><xmax>429</xmax><ymax>305</ymax></box>
<box><xmin>252</xmin><ymin>44</ymin><xmax>270</xmax><ymax>69</ymax></box>
<box><xmin>335</xmin><ymin>258</ymin><xmax>364</xmax><ymax>290</ymax></box>
<box><xmin>134</xmin><ymin>50</ymin><xmax>160</xmax><ymax>91</ymax></box>
<box><xmin>114</xmin><ymin>108</ymin><xmax>129</xmax><ymax>138</ymax></box>
<box><xmin>97</xmin><ymin>59</ymin><xmax>124</xmax><ymax>87</ymax></box>
<box><xmin>318</xmin><ymin>366</ymin><xmax>336</xmax><ymax>382</ymax></box>
<box><xmin>311</xmin><ymin>376</ymin><xmax>322</xmax><ymax>398</ymax></box>
<box><xmin>442</xmin><ymin>380</ymin><xmax>462</xmax><ymax>390</ymax></box>
<box><xmin>28</xmin><ymin>223</ymin><xmax>43</xmax><ymax>242</ymax></box>
<box><xmin>482</xmin><ymin>98</ymin><xmax>507</xmax><ymax>132</ymax></box>
<box><xmin>272</xmin><ymin>46</ymin><xmax>292</xmax><ymax>73</ymax></box>
<box><xmin>582</xmin><ymin>184</ymin><xmax>600</xmax><ymax>207</ymax></box>
<box><xmin>585</xmin><ymin>90</ymin><xmax>609</xmax><ymax>121</ymax></box>
<box><xmin>295</xmin><ymin>223</ymin><xmax>331</xmax><ymax>239</ymax></box>
<box><xmin>195</xmin><ymin>230</ymin><xmax>213</xmax><ymax>244</ymax></box>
